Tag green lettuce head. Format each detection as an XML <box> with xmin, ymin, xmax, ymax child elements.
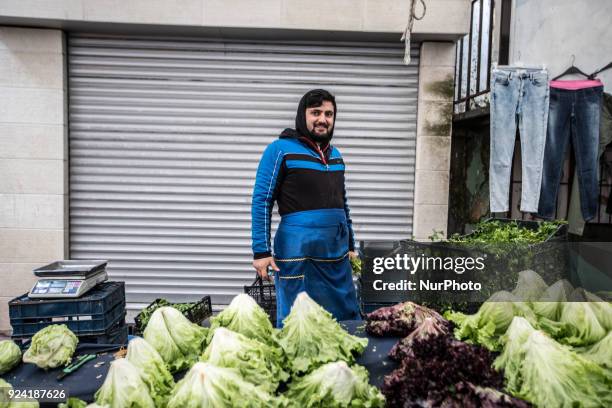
<box><xmin>0</xmin><ymin>378</ymin><xmax>39</xmax><ymax>408</ymax></box>
<box><xmin>284</xmin><ymin>361</ymin><xmax>385</xmax><ymax>407</ymax></box>
<box><xmin>572</xmin><ymin>289</ymin><xmax>612</xmax><ymax>331</ymax></box>
<box><xmin>201</xmin><ymin>327</ymin><xmax>288</xmax><ymax>392</ymax></box>
<box><xmin>0</xmin><ymin>340</ymin><xmax>21</xmax><ymax>375</ymax></box>
<box><xmin>126</xmin><ymin>338</ymin><xmax>175</xmax><ymax>407</ymax></box>
<box><xmin>0</xmin><ymin>378</ymin><xmax>11</xmax><ymax>408</ymax></box>
<box><xmin>558</xmin><ymin>301</ymin><xmax>606</xmax><ymax>346</ymax></box>
<box><xmin>58</xmin><ymin>398</ymin><xmax>87</xmax><ymax>408</ymax></box>
<box><xmin>445</xmin><ymin>291</ymin><xmax>537</xmax><ymax>351</ymax></box>
<box><xmin>167</xmin><ymin>362</ymin><xmax>288</xmax><ymax>408</ymax></box>
<box><xmin>209</xmin><ymin>294</ymin><xmax>277</xmax><ymax>348</ymax></box>
<box><xmin>22</xmin><ymin>324</ymin><xmax>77</xmax><ymax>369</ymax></box>
<box><xmin>578</xmin><ymin>330</ymin><xmax>612</xmax><ymax>369</ymax></box>
<box><xmin>94</xmin><ymin>358</ymin><xmax>155</xmax><ymax>408</ymax></box>
<box><xmin>495</xmin><ymin>318</ymin><xmax>612</xmax><ymax>407</ymax></box>
<box><xmin>512</xmin><ymin>270</ymin><xmax>548</xmax><ymax>301</ymax></box>
<box><xmin>277</xmin><ymin>292</ymin><xmax>367</xmax><ymax>375</ymax></box>
<box><xmin>143</xmin><ymin>306</ymin><xmax>208</xmax><ymax>372</ymax></box>
<box><xmin>532</xmin><ymin>279</ymin><xmax>574</xmax><ymax>320</ymax></box>
<box><xmin>492</xmin><ymin>316</ymin><xmax>538</xmax><ymax>394</ymax></box>
<box><xmin>514</xmin><ymin>331</ymin><xmax>611</xmax><ymax>407</ymax></box>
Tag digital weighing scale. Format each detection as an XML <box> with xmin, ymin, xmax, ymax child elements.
<box><xmin>28</xmin><ymin>260</ymin><xmax>109</xmax><ymax>299</ymax></box>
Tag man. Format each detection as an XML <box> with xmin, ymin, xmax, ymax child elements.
<box><xmin>251</xmin><ymin>89</ymin><xmax>361</xmax><ymax>326</ymax></box>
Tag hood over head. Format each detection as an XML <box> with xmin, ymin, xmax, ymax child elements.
<box><xmin>280</xmin><ymin>89</ymin><xmax>337</xmax><ymax>143</ymax></box>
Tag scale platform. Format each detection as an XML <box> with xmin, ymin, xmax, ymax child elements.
<box><xmin>29</xmin><ymin>260</ymin><xmax>109</xmax><ymax>299</ymax></box>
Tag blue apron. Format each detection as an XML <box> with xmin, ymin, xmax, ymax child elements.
<box><xmin>273</xmin><ymin>208</ymin><xmax>361</xmax><ymax>327</ymax></box>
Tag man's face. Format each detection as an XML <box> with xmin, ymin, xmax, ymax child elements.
<box><xmin>305</xmin><ymin>100</ymin><xmax>335</xmax><ymax>142</ymax></box>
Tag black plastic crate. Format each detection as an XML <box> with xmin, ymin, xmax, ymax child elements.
<box><xmin>10</xmin><ymin>301</ymin><xmax>125</xmax><ymax>338</ymax></box>
<box><xmin>359</xmin><ymin>219</ymin><xmax>569</xmax><ymax>312</ymax></box>
<box><xmin>244</xmin><ymin>276</ymin><xmax>276</xmax><ymax>326</ymax></box>
<box><xmin>9</xmin><ymin>282</ymin><xmax>125</xmax><ymax>338</ymax></box>
<box><xmin>358</xmin><ymin>240</ymin><xmax>464</xmax><ymax>305</ymax></box>
<box><xmin>460</xmin><ymin>218</ymin><xmax>570</xmax><ymax>288</ymax></box>
<box><xmin>79</xmin><ymin>319</ymin><xmax>128</xmax><ymax>345</ymax></box>
<box><xmin>9</xmin><ymin>282</ymin><xmax>125</xmax><ymax>320</ymax></box>
<box><xmin>12</xmin><ymin>312</ymin><xmax>126</xmax><ymax>348</ymax></box>
<box><xmin>134</xmin><ymin>295</ymin><xmax>212</xmax><ymax>334</ymax></box>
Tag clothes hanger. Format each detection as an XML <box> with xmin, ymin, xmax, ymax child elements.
<box><xmin>552</xmin><ymin>55</ymin><xmax>591</xmax><ymax>80</ymax></box>
<box><xmin>590</xmin><ymin>61</ymin><xmax>612</xmax><ymax>78</ymax></box>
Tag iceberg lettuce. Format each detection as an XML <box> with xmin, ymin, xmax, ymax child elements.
<box><xmin>167</xmin><ymin>362</ymin><xmax>288</xmax><ymax>408</ymax></box>
<box><xmin>22</xmin><ymin>324</ymin><xmax>77</xmax><ymax>369</ymax></box>
<box><xmin>494</xmin><ymin>322</ymin><xmax>612</xmax><ymax>407</ymax></box>
<box><xmin>444</xmin><ymin>291</ymin><xmax>537</xmax><ymax>351</ymax></box>
<box><xmin>126</xmin><ymin>338</ymin><xmax>175</xmax><ymax>407</ymax></box>
<box><xmin>284</xmin><ymin>361</ymin><xmax>385</xmax><ymax>407</ymax></box>
<box><xmin>0</xmin><ymin>340</ymin><xmax>21</xmax><ymax>375</ymax></box>
<box><xmin>58</xmin><ymin>398</ymin><xmax>87</xmax><ymax>408</ymax></box>
<box><xmin>532</xmin><ymin>279</ymin><xmax>574</xmax><ymax>320</ymax></box>
<box><xmin>94</xmin><ymin>358</ymin><xmax>155</xmax><ymax>408</ymax></box>
<box><xmin>200</xmin><ymin>328</ymin><xmax>288</xmax><ymax>392</ymax></box>
<box><xmin>558</xmin><ymin>301</ymin><xmax>606</xmax><ymax>346</ymax></box>
<box><xmin>277</xmin><ymin>292</ymin><xmax>367</xmax><ymax>375</ymax></box>
<box><xmin>209</xmin><ymin>294</ymin><xmax>278</xmax><ymax>348</ymax></box>
<box><xmin>0</xmin><ymin>378</ymin><xmax>39</xmax><ymax>408</ymax></box>
<box><xmin>577</xmin><ymin>330</ymin><xmax>612</xmax><ymax>369</ymax></box>
<box><xmin>492</xmin><ymin>317</ymin><xmax>538</xmax><ymax>394</ymax></box>
<box><xmin>511</xmin><ymin>270</ymin><xmax>548</xmax><ymax>301</ymax></box>
<box><xmin>143</xmin><ymin>306</ymin><xmax>208</xmax><ymax>372</ymax></box>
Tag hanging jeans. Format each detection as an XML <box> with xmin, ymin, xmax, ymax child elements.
<box><xmin>490</xmin><ymin>68</ymin><xmax>550</xmax><ymax>213</ymax></box>
<box><xmin>273</xmin><ymin>208</ymin><xmax>360</xmax><ymax>328</ymax></box>
<box><xmin>538</xmin><ymin>85</ymin><xmax>603</xmax><ymax>220</ymax></box>
<box><xmin>567</xmin><ymin>91</ymin><xmax>612</xmax><ymax>234</ymax></box>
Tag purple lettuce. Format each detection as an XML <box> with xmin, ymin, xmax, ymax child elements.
<box><xmin>388</xmin><ymin>316</ymin><xmax>450</xmax><ymax>361</ymax></box>
<box><xmin>424</xmin><ymin>381</ymin><xmax>531</xmax><ymax>408</ymax></box>
<box><xmin>382</xmin><ymin>334</ymin><xmax>504</xmax><ymax>407</ymax></box>
<box><xmin>366</xmin><ymin>302</ymin><xmax>448</xmax><ymax>337</ymax></box>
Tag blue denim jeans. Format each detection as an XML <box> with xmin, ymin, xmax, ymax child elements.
<box><xmin>567</xmin><ymin>92</ymin><xmax>612</xmax><ymax>234</ymax></box>
<box><xmin>538</xmin><ymin>86</ymin><xmax>603</xmax><ymax>221</ymax></box>
<box><xmin>490</xmin><ymin>68</ymin><xmax>549</xmax><ymax>213</ymax></box>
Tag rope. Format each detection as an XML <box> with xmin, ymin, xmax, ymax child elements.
<box><xmin>401</xmin><ymin>0</ymin><xmax>427</xmax><ymax>65</ymax></box>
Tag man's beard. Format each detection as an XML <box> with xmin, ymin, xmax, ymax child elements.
<box><xmin>308</xmin><ymin>131</ymin><xmax>331</xmax><ymax>144</ymax></box>
<box><xmin>308</xmin><ymin>125</ymin><xmax>333</xmax><ymax>143</ymax></box>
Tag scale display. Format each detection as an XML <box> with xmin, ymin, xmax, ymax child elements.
<box><xmin>28</xmin><ymin>270</ymin><xmax>108</xmax><ymax>299</ymax></box>
<box><xmin>30</xmin><ymin>280</ymin><xmax>83</xmax><ymax>295</ymax></box>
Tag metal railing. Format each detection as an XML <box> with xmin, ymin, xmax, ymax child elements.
<box><xmin>453</xmin><ymin>0</ymin><xmax>512</xmax><ymax>118</ymax></box>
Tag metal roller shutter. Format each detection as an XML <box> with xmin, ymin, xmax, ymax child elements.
<box><xmin>67</xmin><ymin>33</ymin><xmax>419</xmax><ymax>311</ymax></box>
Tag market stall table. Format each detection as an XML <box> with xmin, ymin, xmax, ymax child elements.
<box><xmin>1</xmin><ymin>344</ymin><xmax>121</xmax><ymax>407</ymax></box>
<box><xmin>1</xmin><ymin>320</ymin><xmax>399</xmax><ymax>406</ymax></box>
<box><xmin>341</xmin><ymin>320</ymin><xmax>400</xmax><ymax>388</ymax></box>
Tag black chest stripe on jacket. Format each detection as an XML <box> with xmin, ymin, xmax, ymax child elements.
<box><xmin>284</xmin><ymin>153</ymin><xmax>344</xmax><ymax>165</ymax></box>
<box><xmin>273</xmin><ymin>157</ymin><xmax>346</xmax><ymax>216</ymax></box>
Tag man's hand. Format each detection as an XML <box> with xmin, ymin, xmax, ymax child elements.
<box><xmin>253</xmin><ymin>256</ymin><xmax>279</xmax><ymax>282</ymax></box>
<box><xmin>348</xmin><ymin>251</ymin><xmax>358</xmax><ymax>260</ymax></box>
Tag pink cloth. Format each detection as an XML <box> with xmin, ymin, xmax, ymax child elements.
<box><xmin>550</xmin><ymin>79</ymin><xmax>602</xmax><ymax>90</ymax></box>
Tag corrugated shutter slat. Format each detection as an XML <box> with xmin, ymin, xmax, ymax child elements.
<box><xmin>68</xmin><ymin>34</ymin><xmax>419</xmax><ymax>308</ymax></box>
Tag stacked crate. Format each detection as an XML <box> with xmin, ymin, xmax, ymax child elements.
<box><xmin>9</xmin><ymin>282</ymin><xmax>127</xmax><ymax>346</ymax></box>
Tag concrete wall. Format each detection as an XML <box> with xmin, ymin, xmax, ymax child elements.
<box><xmin>413</xmin><ymin>42</ymin><xmax>455</xmax><ymax>240</ymax></box>
<box><xmin>510</xmin><ymin>0</ymin><xmax>612</xmax><ymax>87</ymax></box>
<box><xmin>0</xmin><ymin>27</ymin><xmax>67</xmax><ymax>334</ymax></box>
<box><xmin>0</xmin><ymin>0</ymin><xmax>470</xmax><ymax>38</ymax></box>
